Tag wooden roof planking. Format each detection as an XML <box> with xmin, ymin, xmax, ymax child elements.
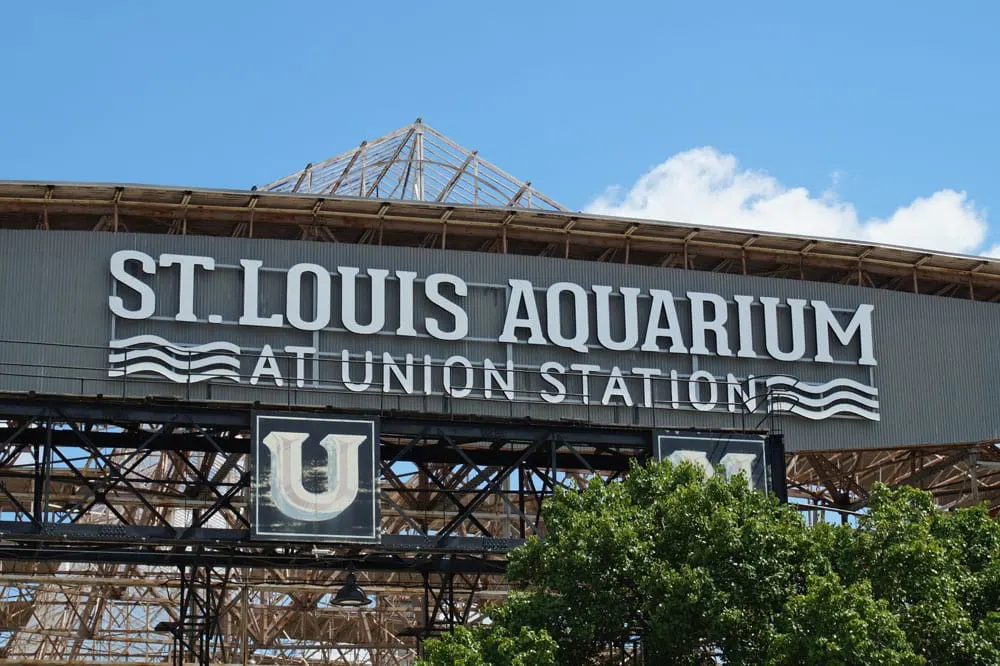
<box><xmin>0</xmin><ymin>178</ymin><xmax>997</xmax><ymax>301</ymax></box>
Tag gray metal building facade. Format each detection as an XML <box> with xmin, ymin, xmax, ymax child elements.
<box><xmin>0</xmin><ymin>228</ymin><xmax>992</xmax><ymax>452</ymax></box>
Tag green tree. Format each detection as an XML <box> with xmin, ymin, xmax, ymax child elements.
<box><xmin>504</xmin><ymin>461</ymin><xmax>924</xmax><ymax>665</ymax></box>
<box><xmin>505</xmin><ymin>461</ymin><xmax>824</xmax><ymax>664</ymax></box>
<box><xmin>416</xmin><ymin>624</ymin><xmax>557</xmax><ymax>666</ymax></box>
<box><xmin>773</xmin><ymin>573</ymin><xmax>921</xmax><ymax>665</ymax></box>
<box><xmin>829</xmin><ymin>484</ymin><xmax>1000</xmax><ymax>665</ymax></box>
<box><xmin>419</xmin><ymin>462</ymin><xmax>1000</xmax><ymax>665</ymax></box>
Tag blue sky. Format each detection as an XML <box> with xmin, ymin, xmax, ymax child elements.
<box><xmin>1</xmin><ymin>1</ymin><xmax>997</xmax><ymax>253</ymax></box>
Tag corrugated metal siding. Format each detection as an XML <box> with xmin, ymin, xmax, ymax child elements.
<box><xmin>0</xmin><ymin>228</ymin><xmax>998</xmax><ymax>452</ymax></box>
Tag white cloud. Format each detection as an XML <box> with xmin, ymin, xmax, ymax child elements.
<box><xmin>586</xmin><ymin>147</ymin><xmax>991</xmax><ymax>256</ymax></box>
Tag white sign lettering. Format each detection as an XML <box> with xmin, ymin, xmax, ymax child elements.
<box><xmin>106</xmin><ymin>250</ymin><xmax>881</xmax><ymax>421</ymax></box>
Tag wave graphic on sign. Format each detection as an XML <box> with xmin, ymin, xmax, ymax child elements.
<box><xmin>108</xmin><ymin>335</ymin><xmax>242</xmax><ymax>383</ymax></box>
<box><xmin>765</xmin><ymin>376</ymin><xmax>879</xmax><ymax>421</ymax></box>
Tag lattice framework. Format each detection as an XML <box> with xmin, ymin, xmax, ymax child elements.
<box><xmin>261</xmin><ymin>119</ymin><xmax>566</xmax><ymax>212</ymax></box>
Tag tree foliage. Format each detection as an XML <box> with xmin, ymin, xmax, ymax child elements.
<box><xmin>417</xmin><ymin>461</ymin><xmax>1000</xmax><ymax>665</ymax></box>
<box><xmin>417</xmin><ymin>624</ymin><xmax>557</xmax><ymax>666</ymax></box>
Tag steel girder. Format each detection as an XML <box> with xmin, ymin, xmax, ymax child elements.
<box><xmin>0</xmin><ymin>395</ymin><xmax>651</xmax><ymax>664</ymax></box>
<box><xmin>786</xmin><ymin>441</ymin><xmax>1000</xmax><ymax>517</ymax></box>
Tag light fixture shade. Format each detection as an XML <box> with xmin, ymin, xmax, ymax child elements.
<box><xmin>333</xmin><ymin>573</ymin><xmax>371</xmax><ymax>607</ymax></box>
<box><xmin>153</xmin><ymin>620</ymin><xmax>178</xmax><ymax>634</ymax></box>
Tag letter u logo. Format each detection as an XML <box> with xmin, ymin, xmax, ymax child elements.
<box><xmin>262</xmin><ymin>431</ymin><xmax>366</xmax><ymax>522</ymax></box>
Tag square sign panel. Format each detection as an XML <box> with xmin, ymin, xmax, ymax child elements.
<box><xmin>252</xmin><ymin>412</ymin><xmax>380</xmax><ymax>543</ymax></box>
<box><xmin>654</xmin><ymin>430</ymin><xmax>785</xmax><ymax>499</ymax></box>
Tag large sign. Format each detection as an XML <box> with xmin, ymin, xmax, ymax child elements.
<box><xmin>251</xmin><ymin>412</ymin><xmax>379</xmax><ymax>542</ymax></box>
<box><xmin>7</xmin><ymin>229</ymin><xmax>1000</xmax><ymax>452</ymax></box>
<box><xmin>105</xmin><ymin>249</ymin><xmax>879</xmax><ymax>422</ymax></box>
